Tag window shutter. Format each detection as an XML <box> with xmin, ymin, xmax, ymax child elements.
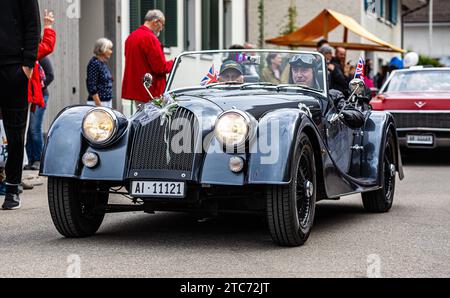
<box><xmin>201</xmin><ymin>0</ymin><xmax>219</xmax><ymax>50</ymax></box>
<box><xmin>390</xmin><ymin>0</ymin><xmax>398</xmax><ymax>25</ymax></box>
<box><xmin>163</xmin><ymin>0</ymin><xmax>178</xmax><ymax>47</ymax></box>
<box><xmin>130</xmin><ymin>0</ymin><xmax>141</xmax><ymax>32</ymax></box>
<box><xmin>140</xmin><ymin>0</ymin><xmax>156</xmax><ymax>23</ymax></box>
<box><xmin>364</xmin><ymin>0</ymin><xmax>368</xmax><ymax>11</ymax></box>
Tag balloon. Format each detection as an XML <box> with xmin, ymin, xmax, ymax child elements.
<box><xmin>404</xmin><ymin>52</ymin><xmax>419</xmax><ymax>68</ymax></box>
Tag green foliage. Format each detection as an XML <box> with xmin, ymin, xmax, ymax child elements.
<box><xmin>280</xmin><ymin>3</ymin><xmax>298</xmax><ymax>36</ymax></box>
<box><xmin>418</xmin><ymin>55</ymin><xmax>442</xmax><ymax>67</ymax></box>
<box><xmin>258</xmin><ymin>0</ymin><xmax>265</xmax><ymax>49</ymax></box>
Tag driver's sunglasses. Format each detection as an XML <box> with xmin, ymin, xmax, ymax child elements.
<box><xmin>289</xmin><ymin>54</ymin><xmax>315</xmax><ymax>65</ymax></box>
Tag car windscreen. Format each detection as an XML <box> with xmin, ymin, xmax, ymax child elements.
<box><xmin>167</xmin><ymin>51</ymin><xmax>327</xmax><ymax>94</ymax></box>
<box><xmin>385</xmin><ymin>69</ymin><xmax>450</xmax><ymax>92</ymax></box>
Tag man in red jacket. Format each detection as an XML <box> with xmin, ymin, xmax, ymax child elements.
<box><xmin>122</xmin><ymin>10</ymin><xmax>174</xmax><ymax>103</ymax></box>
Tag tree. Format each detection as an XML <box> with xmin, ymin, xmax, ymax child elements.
<box><xmin>280</xmin><ymin>0</ymin><xmax>298</xmax><ymax>36</ymax></box>
<box><xmin>258</xmin><ymin>0</ymin><xmax>265</xmax><ymax>49</ymax></box>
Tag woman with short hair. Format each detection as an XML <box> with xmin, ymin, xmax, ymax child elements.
<box><xmin>261</xmin><ymin>53</ymin><xmax>283</xmax><ymax>85</ymax></box>
<box><xmin>86</xmin><ymin>38</ymin><xmax>114</xmax><ymax>108</ymax></box>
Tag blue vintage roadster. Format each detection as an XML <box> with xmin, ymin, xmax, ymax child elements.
<box><xmin>40</xmin><ymin>50</ymin><xmax>404</xmax><ymax>246</ymax></box>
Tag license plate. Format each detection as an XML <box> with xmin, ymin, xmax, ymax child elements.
<box><xmin>407</xmin><ymin>134</ymin><xmax>434</xmax><ymax>145</ymax></box>
<box><xmin>131</xmin><ymin>181</ymin><xmax>185</xmax><ymax>198</ymax></box>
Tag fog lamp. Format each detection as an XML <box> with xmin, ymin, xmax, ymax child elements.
<box><xmin>82</xmin><ymin>152</ymin><xmax>99</xmax><ymax>168</ymax></box>
<box><xmin>229</xmin><ymin>156</ymin><xmax>244</xmax><ymax>173</ymax></box>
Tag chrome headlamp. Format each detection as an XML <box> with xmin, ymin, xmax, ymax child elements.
<box><xmin>82</xmin><ymin>108</ymin><xmax>118</xmax><ymax>146</ymax></box>
<box><xmin>214</xmin><ymin>110</ymin><xmax>255</xmax><ymax>148</ymax></box>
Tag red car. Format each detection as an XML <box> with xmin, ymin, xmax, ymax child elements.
<box><xmin>371</xmin><ymin>68</ymin><xmax>450</xmax><ymax>149</ymax></box>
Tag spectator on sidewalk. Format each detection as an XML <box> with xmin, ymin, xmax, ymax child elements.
<box><xmin>0</xmin><ymin>0</ymin><xmax>41</xmax><ymax>210</ymax></box>
<box><xmin>261</xmin><ymin>53</ymin><xmax>283</xmax><ymax>84</ymax></box>
<box><xmin>122</xmin><ymin>9</ymin><xmax>174</xmax><ymax>103</ymax></box>
<box><xmin>24</xmin><ymin>56</ymin><xmax>54</xmax><ymax>171</ymax></box>
<box><xmin>320</xmin><ymin>45</ymin><xmax>349</xmax><ymax>96</ymax></box>
<box><xmin>23</xmin><ymin>10</ymin><xmax>56</xmax><ymax>175</ymax></box>
<box><xmin>86</xmin><ymin>38</ymin><xmax>114</xmax><ymax>108</ymax></box>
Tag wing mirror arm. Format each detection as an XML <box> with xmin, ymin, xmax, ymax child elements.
<box><xmin>143</xmin><ymin>73</ymin><xmax>155</xmax><ymax>101</ymax></box>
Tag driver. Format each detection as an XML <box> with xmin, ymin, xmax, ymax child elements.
<box><xmin>288</xmin><ymin>54</ymin><xmax>320</xmax><ymax>89</ymax></box>
<box><xmin>218</xmin><ymin>60</ymin><xmax>244</xmax><ymax>83</ymax></box>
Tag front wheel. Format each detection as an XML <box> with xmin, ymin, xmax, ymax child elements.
<box><xmin>266</xmin><ymin>133</ymin><xmax>317</xmax><ymax>246</ymax></box>
<box><xmin>362</xmin><ymin>130</ymin><xmax>396</xmax><ymax>213</ymax></box>
<box><xmin>48</xmin><ymin>177</ymin><xmax>109</xmax><ymax>237</ymax></box>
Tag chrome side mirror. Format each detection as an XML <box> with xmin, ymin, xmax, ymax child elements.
<box><xmin>143</xmin><ymin>73</ymin><xmax>154</xmax><ymax>100</ymax></box>
<box><xmin>349</xmin><ymin>78</ymin><xmax>366</xmax><ymax>97</ymax></box>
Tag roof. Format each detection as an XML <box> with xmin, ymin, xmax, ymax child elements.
<box><xmin>404</xmin><ymin>0</ymin><xmax>450</xmax><ymax>23</ymax></box>
<box><xmin>266</xmin><ymin>9</ymin><xmax>405</xmax><ymax>53</ymax></box>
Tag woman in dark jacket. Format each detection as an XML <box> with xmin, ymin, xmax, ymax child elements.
<box><xmin>86</xmin><ymin>38</ymin><xmax>114</xmax><ymax>108</ymax></box>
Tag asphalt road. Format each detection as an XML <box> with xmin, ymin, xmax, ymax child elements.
<box><xmin>0</xmin><ymin>150</ymin><xmax>449</xmax><ymax>278</ymax></box>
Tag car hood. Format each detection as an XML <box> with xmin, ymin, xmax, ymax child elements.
<box><xmin>173</xmin><ymin>88</ymin><xmax>322</xmax><ymax>120</ymax></box>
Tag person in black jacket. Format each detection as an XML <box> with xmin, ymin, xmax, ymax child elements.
<box><xmin>319</xmin><ymin>45</ymin><xmax>350</xmax><ymax>97</ymax></box>
<box><xmin>0</xmin><ymin>0</ymin><xmax>41</xmax><ymax>210</ymax></box>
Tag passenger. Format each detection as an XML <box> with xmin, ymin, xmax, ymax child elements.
<box><xmin>261</xmin><ymin>53</ymin><xmax>283</xmax><ymax>85</ymax></box>
<box><xmin>288</xmin><ymin>54</ymin><xmax>319</xmax><ymax>89</ymax></box>
<box><xmin>218</xmin><ymin>60</ymin><xmax>244</xmax><ymax>84</ymax></box>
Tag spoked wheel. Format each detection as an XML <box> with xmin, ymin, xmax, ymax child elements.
<box><xmin>48</xmin><ymin>177</ymin><xmax>109</xmax><ymax>237</ymax></box>
<box><xmin>267</xmin><ymin>133</ymin><xmax>317</xmax><ymax>246</ymax></box>
<box><xmin>362</xmin><ymin>130</ymin><xmax>396</xmax><ymax>213</ymax></box>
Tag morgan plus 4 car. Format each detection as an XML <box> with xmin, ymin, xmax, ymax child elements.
<box><xmin>40</xmin><ymin>50</ymin><xmax>404</xmax><ymax>246</ymax></box>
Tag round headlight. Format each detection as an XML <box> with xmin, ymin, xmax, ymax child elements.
<box><xmin>82</xmin><ymin>108</ymin><xmax>117</xmax><ymax>145</ymax></box>
<box><xmin>214</xmin><ymin>110</ymin><xmax>251</xmax><ymax>148</ymax></box>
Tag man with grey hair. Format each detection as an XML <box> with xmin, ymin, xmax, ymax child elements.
<box><xmin>319</xmin><ymin>44</ymin><xmax>348</xmax><ymax>95</ymax></box>
<box><xmin>122</xmin><ymin>9</ymin><xmax>174</xmax><ymax>102</ymax></box>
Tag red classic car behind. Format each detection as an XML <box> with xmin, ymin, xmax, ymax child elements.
<box><xmin>371</xmin><ymin>67</ymin><xmax>450</xmax><ymax>149</ymax></box>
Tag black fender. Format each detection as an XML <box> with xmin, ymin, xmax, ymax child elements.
<box><xmin>361</xmin><ymin>111</ymin><xmax>404</xmax><ymax>185</ymax></box>
<box><xmin>247</xmin><ymin>109</ymin><xmax>307</xmax><ymax>184</ymax></box>
<box><xmin>40</xmin><ymin>105</ymin><xmax>131</xmax><ymax>181</ymax></box>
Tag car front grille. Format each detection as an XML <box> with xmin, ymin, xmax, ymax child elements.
<box><xmin>391</xmin><ymin>112</ymin><xmax>450</xmax><ymax>129</ymax></box>
<box><xmin>129</xmin><ymin>107</ymin><xmax>198</xmax><ymax>172</ymax></box>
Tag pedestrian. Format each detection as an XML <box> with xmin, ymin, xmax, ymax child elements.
<box><xmin>86</xmin><ymin>38</ymin><xmax>114</xmax><ymax>108</ymax></box>
<box><xmin>320</xmin><ymin>45</ymin><xmax>349</xmax><ymax>96</ymax></box>
<box><xmin>335</xmin><ymin>47</ymin><xmax>347</xmax><ymax>70</ymax></box>
<box><xmin>0</xmin><ymin>0</ymin><xmax>41</xmax><ymax>210</ymax></box>
<box><xmin>24</xmin><ymin>56</ymin><xmax>54</xmax><ymax>171</ymax></box>
<box><xmin>261</xmin><ymin>53</ymin><xmax>283</xmax><ymax>84</ymax></box>
<box><xmin>122</xmin><ymin>9</ymin><xmax>174</xmax><ymax>103</ymax></box>
<box><xmin>23</xmin><ymin>10</ymin><xmax>56</xmax><ymax>174</ymax></box>
<box><xmin>316</xmin><ymin>39</ymin><xmax>329</xmax><ymax>51</ymax></box>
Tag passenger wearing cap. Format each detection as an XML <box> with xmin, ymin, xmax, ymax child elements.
<box><xmin>288</xmin><ymin>54</ymin><xmax>319</xmax><ymax>89</ymax></box>
<box><xmin>218</xmin><ymin>60</ymin><xmax>244</xmax><ymax>83</ymax></box>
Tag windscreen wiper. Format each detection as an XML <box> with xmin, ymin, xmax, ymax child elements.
<box><xmin>240</xmin><ymin>82</ymin><xmax>277</xmax><ymax>90</ymax></box>
<box><xmin>276</xmin><ymin>84</ymin><xmax>321</xmax><ymax>93</ymax></box>
<box><xmin>205</xmin><ymin>82</ymin><xmax>243</xmax><ymax>89</ymax></box>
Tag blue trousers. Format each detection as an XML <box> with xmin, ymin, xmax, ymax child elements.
<box><xmin>26</xmin><ymin>95</ymin><xmax>48</xmax><ymax>163</ymax></box>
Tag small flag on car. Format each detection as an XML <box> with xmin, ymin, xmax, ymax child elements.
<box><xmin>200</xmin><ymin>65</ymin><xmax>218</xmax><ymax>86</ymax></box>
<box><xmin>354</xmin><ymin>57</ymin><xmax>365</xmax><ymax>80</ymax></box>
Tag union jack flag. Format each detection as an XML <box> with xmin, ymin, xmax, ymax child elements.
<box><xmin>200</xmin><ymin>65</ymin><xmax>218</xmax><ymax>86</ymax></box>
<box><xmin>354</xmin><ymin>57</ymin><xmax>365</xmax><ymax>80</ymax></box>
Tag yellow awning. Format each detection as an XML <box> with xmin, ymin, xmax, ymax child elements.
<box><xmin>266</xmin><ymin>9</ymin><xmax>406</xmax><ymax>53</ymax></box>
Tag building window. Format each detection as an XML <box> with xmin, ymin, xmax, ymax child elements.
<box><xmin>364</xmin><ymin>0</ymin><xmax>397</xmax><ymax>25</ymax></box>
<box><xmin>129</xmin><ymin>0</ymin><xmax>178</xmax><ymax>47</ymax></box>
<box><xmin>201</xmin><ymin>0</ymin><xmax>219</xmax><ymax>50</ymax></box>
